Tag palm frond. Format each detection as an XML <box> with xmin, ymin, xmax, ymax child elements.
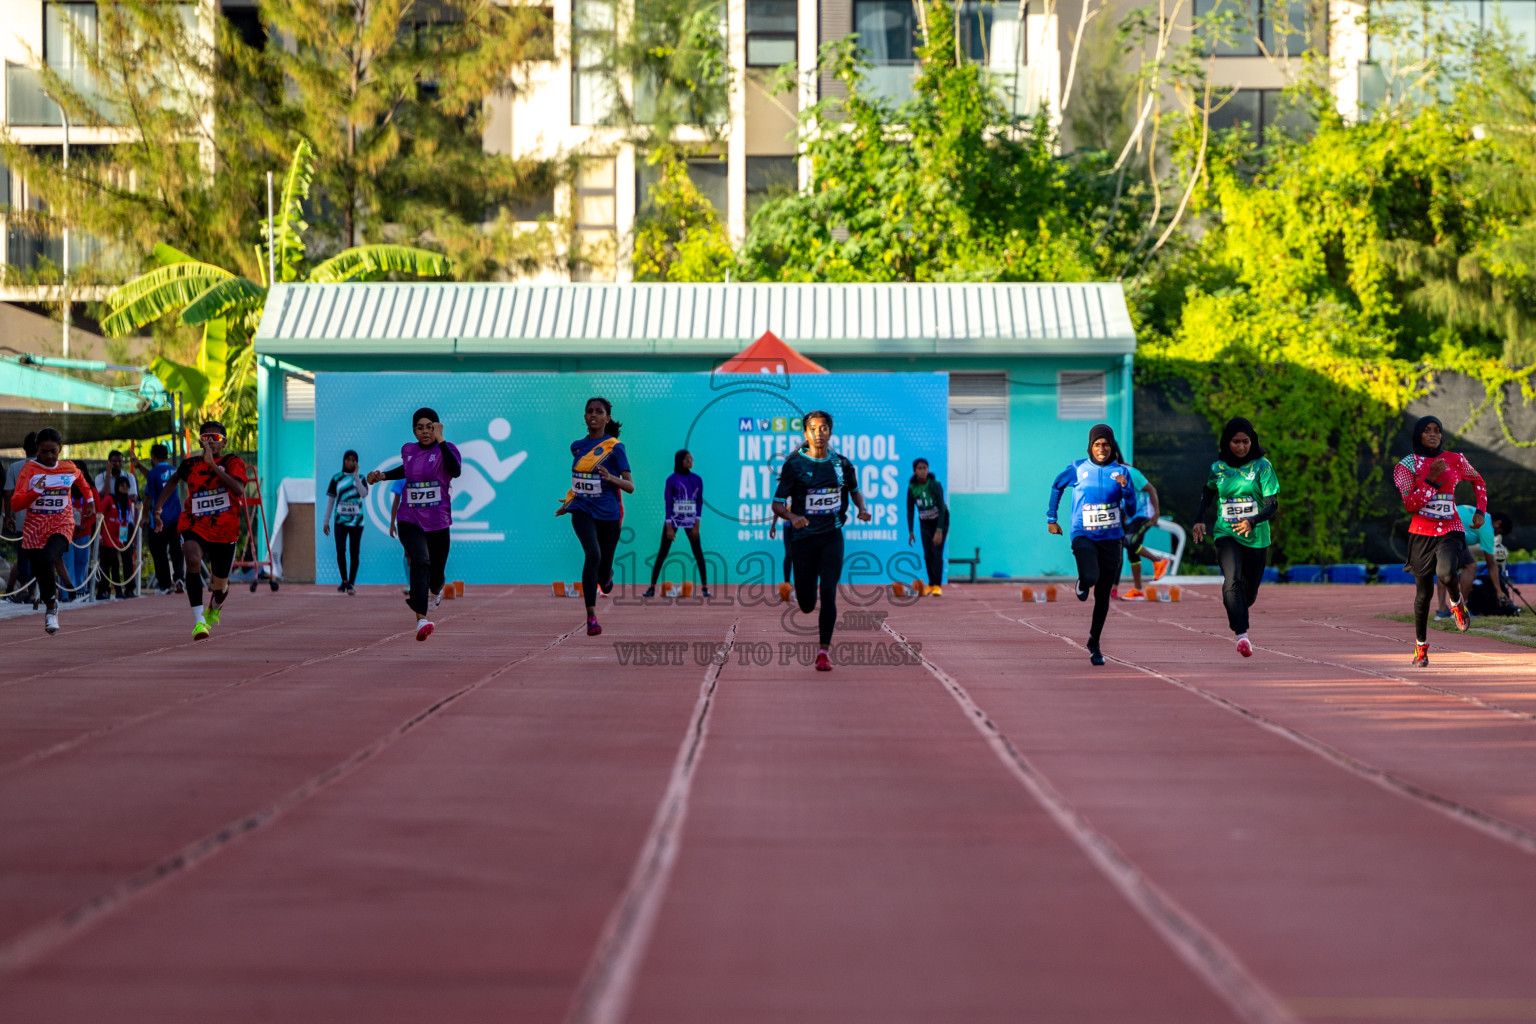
<box><xmin>264</xmin><ymin>138</ymin><xmax>316</xmax><ymax>283</ymax></box>
<box><xmin>153</xmin><ymin>242</ymin><xmax>196</xmax><ymax>266</ymax></box>
<box><xmin>101</xmin><ymin>262</ymin><xmax>235</xmax><ymax>336</ymax></box>
<box><xmin>306</xmin><ymin>244</ymin><xmax>453</xmax><ymax>283</ymax></box>
<box><xmin>149</xmin><ymin>355</ymin><xmax>210</xmax><ymax>411</ymax></box>
<box><xmin>180</xmin><ymin>276</ymin><xmax>267</xmax><ymax>326</ymax></box>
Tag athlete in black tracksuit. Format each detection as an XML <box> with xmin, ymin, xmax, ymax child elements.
<box><xmin>771</xmin><ymin>410</ymin><xmax>872</xmax><ymax>672</ymax></box>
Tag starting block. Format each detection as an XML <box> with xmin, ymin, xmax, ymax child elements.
<box><xmin>454</xmin><ymin>580</ymin><xmax>465</xmax><ymax>597</ymax></box>
<box><xmin>778</xmin><ymin>582</ymin><xmax>792</xmax><ymax>603</ymax></box>
<box><xmin>892</xmin><ymin>581</ymin><xmax>907</xmax><ymax>597</ymax></box>
<box><xmin>661</xmin><ymin>581</ymin><xmax>693</xmax><ymax>598</ymax></box>
<box><xmin>1144</xmin><ymin>585</ymin><xmax>1181</xmax><ymax>603</ymax></box>
<box><xmin>912</xmin><ymin>578</ymin><xmax>925</xmax><ymax>595</ymax></box>
<box><xmin>442</xmin><ymin>586</ymin><xmax>455</xmax><ymax>600</ymax></box>
<box><xmin>551</xmin><ymin>581</ymin><xmax>582</xmax><ymax>597</ymax></box>
<box><xmin>1021</xmin><ymin>584</ymin><xmax>1059</xmax><ymax>603</ymax></box>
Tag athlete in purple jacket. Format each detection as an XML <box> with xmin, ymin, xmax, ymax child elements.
<box><xmin>367</xmin><ymin>406</ymin><xmax>462</xmax><ymax>641</ymax></box>
<box><xmin>643</xmin><ymin>449</ymin><xmax>709</xmax><ymax>598</ymax></box>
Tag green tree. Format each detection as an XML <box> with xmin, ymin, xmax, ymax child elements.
<box><xmin>100</xmin><ymin>140</ymin><xmax>450</xmax><ymax>451</ymax></box>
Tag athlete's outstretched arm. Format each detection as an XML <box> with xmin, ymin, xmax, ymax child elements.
<box><xmin>1248</xmin><ymin>495</ymin><xmax>1279</xmax><ymax>524</ymax></box>
<box><xmin>1046</xmin><ymin>466</ymin><xmax>1073</xmax><ymax>525</ymax></box>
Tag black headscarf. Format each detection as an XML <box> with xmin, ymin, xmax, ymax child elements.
<box><xmin>1087</xmin><ymin>424</ymin><xmax>1120</xmax><ymax>465</ymax></box>
<box><xmin>412</xmin><ymin>407</ymin><xmax>439</xmax><ymax>428</ymax></box>
<box><xmin>1219</xmin><ymin>416</ymin><xmax>1266</xmax><ymax>467</ymax></box>
<box><xmin>1411</xmin><ymin>415</ymin><xmax>1444</xmax><ymax>458</ymax></box>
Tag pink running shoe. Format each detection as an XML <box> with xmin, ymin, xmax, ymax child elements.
<box><xmin>416</xmin><ymin>620</ymin><xmax>435</xmax><ymax>642</ymax></box>
<box><xmin>1236</xmin><ymin>636</ymin><xmax>1253</xmax><ymax>658</ymax></box>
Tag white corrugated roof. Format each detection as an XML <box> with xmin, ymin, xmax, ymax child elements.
<box><xmin>254</xmin><ymin>282</ymin><xmax>1136</xmax><ymax>356</ymax></box>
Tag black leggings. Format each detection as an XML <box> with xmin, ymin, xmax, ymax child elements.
<box><xmin>23</xmin><ymin>534</ymin><xmax>69</xmax><ymax>606</ymax></box>
<box><xmin>570</xmin><ymin>510</ymin><xmax>621</xmax><ymax>613</ymax></box>
<box><xmin>649</xmin><ymin>525</ymin><xmax>707</xmax><ymax>587</ymax></box>
<box><xmin>334</xmin><ymin>524</ymin><xmax>363</xmax><ymax>585</ymax></box>
<box><xmin>1071</xmin><ymin>535</ymin><xmax>1122</xmax><ymax>644</ymax></box>
<box><xmin>781</xmin><ymin>526</ymin><xmax>794</xmax><ymax>583</ymax></box>
<box><xmin>1216</xmin><ymin>537</ymin><xmax>1267</xmax><ymax>635</ymax></box>
<box><xmin>182</xmin><ymin>533</ymin><xmax>235</xmax><ymax>609</ymax></box>
<box><xmin>1413</xmin><ymin>541</ymin><xmax>1465</xmax><ymax>642</ymax></box>
<box><xmin>791</xmin><ymin>529</ymin><xmax>844</xmax><ymax>647</ymax></box>
<box><xmin>918</xmin><ymin>518</ymin><xmax>944</xmax><ymax>585</ymax></box>
<box><xmin>396</xmin><ymin>521</ymin><xmax>450</xmax><ymax>616</ymax></box>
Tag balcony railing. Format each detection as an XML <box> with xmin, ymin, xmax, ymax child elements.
<box><xmin>4</xmin><ymin>225</ymin><xmax>108</xmax><ymax>273</ymax></box>
<box><xmin>6</xmin><ymin>63</ymin><xmax>120</xmax><ymax>127</ymax></box>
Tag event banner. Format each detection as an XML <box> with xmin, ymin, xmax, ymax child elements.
<box><xmin>314</xmin><ymin>371</ymin><xmax>949</xmax><ymax>586</ymax></box>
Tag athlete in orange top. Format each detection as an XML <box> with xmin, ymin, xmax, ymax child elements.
<box><xmin>9</xmin><ymin>427</ymin><xmax>94</xmax><ymax>634</ymax></box>
<box><xmin>153</xmin><ymin>421</ymin><xmax>247</xmax><ymax>641</ymax></box>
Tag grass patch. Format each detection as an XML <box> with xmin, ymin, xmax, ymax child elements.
<box><xmin>1379</xmin><ymin>611</ymin><xmax>1536</xmax><ymax>649</ymax></box>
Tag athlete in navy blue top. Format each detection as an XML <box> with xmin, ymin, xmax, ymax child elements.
<box><xmin>559</xmin><ymin>397</ymin><xmax>634</xmax><ymax>636</ymax></box>
<box><xmin>1047</xmin><ymin>423</ymin><xmax>1138</xmax><ymax>665</ymax></box>
<box><xmin>644</xmin><ymin>449</ymin><xmax>710</xmax><ymax>598</ymax></box>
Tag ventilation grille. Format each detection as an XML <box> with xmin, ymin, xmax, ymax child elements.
<box><xmin>1057</xmin><ymin>371</ymin><xmax>1106</xmax><ymax>421</ymax></box>
<box><xmin>283</xmin><ymin>373</ymin><xmax>315</xmax><ymax>421</ymax></box>
<box><xmin>949</xmin><ymin>372</ymin><xmax>1008</xmax><ymax>407</ymax></box>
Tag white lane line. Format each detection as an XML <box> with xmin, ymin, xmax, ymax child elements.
<box><xmin>879</xmin><ymin>617</ymin><xmax>1299</xmax><ymax>1024</ymax></box>
<box><xmin>563</xmin><ymin>619</ymin><xmax>738</xmax><ymax>1024</ymax></box>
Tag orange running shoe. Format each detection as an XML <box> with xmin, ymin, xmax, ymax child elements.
<box><xmin>1121</xmin><ymin>588</ymin><xmax>1145</xmax><ymax>600</ymax></box>
<box><xmin>1152</xmin><ymin>558</ymin><xmax>1171</xmax><ymax>581</ymax></box>
<box><xmin>1452</xmin><ymin>603</ymin><xmax>1471</xmax><ymax>632</ymax></box>
<box><xmin>1412</xmin><ymin>642</ymin><xmax>1429</xmax><ymax>667</ymax></box>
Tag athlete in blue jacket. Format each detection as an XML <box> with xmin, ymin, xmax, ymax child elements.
<box><xmin>1047</xmin><ymin>423</ymin><xmax>1138</xmax><ymax>665</ymax></box>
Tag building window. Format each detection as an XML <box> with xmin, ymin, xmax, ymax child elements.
<box><xmin>854</xmin><ymin>0</ymin><xmax>920</xmax><ymax>64</ymax></box>
<box><xmin>1193</xmin><ymin>0</ymin><xmax>1321</xmax><ymax>56</ymax></box>
<box><xmin>572</xmin><ymin>0</ymin><xmax>617</xmax><ymax>125</ymax></box>
<box><xmin>282</xmin><ymin>373</ymin><xmax>315</xmax><ymax>421</ymax></box>
<box><xmin>949</xmin><ymin>372</ymin><xmax>1008</xmax><ymax>494</ymax></box>
<box><xmin>746</xmin><ymin>156</ymin><xmax>797</xmax><ymax>218</ymax></box>
<box><xmin>44</xmin><ymin>3</ymin><xmax>99</xmax><ymax>67</ymax></box>
<box><xmin>958</xmin><ymin>1</ymin><xmax>1026</xmax><ymax>66</ymax></box>
<box><xmin>1369</xmin><ymin>0</ymin><xmax>1536</xmax><ymax>61</ymax></box>
<box><xmin>574</xmin><ymin>157</ymin><xmax>617</xmax><ymax>281</ymax></box>
<box><xmin>637</xmin><ymin>157</ymin><xmax>730</xmax><ymax>220</ymax></box>
<box><xmin>1056</xmin><ymin>371</ymin><xmax>1106</xmax><ymax>421</ymax></box>
<box><xmin>511</xmin><ymin>186</ymin><xmax>556</xmax><ymax>221</ymax></box>
<box><xmin>1208</xmin><ymin>88</ymin><xmax>1312</xmax><ymax>142</ymax></box>
<box><xmin>747</xmin><ymin>0</ymin><xmax>798</xmax><ymax>66</ymax></box>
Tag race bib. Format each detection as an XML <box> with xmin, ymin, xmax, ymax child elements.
<box><xmin>672</xmin><ymin>500</ymin><xmax>697</xmax><ymax>518</ymax></box>
<box><xmin>1421</xmin><ymin>494</ymin><xmax>1455</xmax><ymax>520</ymax></box>
<box><xmin>337</xmin><ymin>501</ymin><xmax>362</xmax><ymax>517</ymax></box>
<box><xmin>30</xmin><ymin>492</ymin><xmax>68</xmax><ymax>513</ymax></box>
<box><xmin>1220</xmin><ymin>498</ymin><xmax>1258</xmax><ymax>522</ymax></box>
<box><xmin>571</xmin><ymin>472</ymin><xmax>602</xmax><ymax>497</ymax></box>
<box><xmin>406</xmin><ymin>482</ymin><xmax>442</xmax><ymax>507</ymax></box>
<box><xmin>805</xmin><ymin>487</ymin><xmax>841</xmax><ymax>515</ymax></box>
<box><xmin>1082</xmin><ymin>503</ymin><xmax>1120</xmax><ymax>531</ymax></box>
<box><xmin>190</xmin><ymin>488</ymin><xmax>231</xmax><ymax>517</ymax></box>
<box><xmin>119</xmin><ymin>524</ymin><xmax>131</xmax><ymax>545</ymax></box>
<box><xmin>918</xmin><ymin>507</ymin><xmax>941</xmax><ymax>521</ymax></box>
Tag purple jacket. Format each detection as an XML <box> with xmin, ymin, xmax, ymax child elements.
<box><xmin>664</xmin><ymin>472</ymin><xmax>703</xmax><ymax>528</ymax></box>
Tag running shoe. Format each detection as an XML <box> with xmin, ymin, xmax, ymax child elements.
<box><xmin>431</xmin><ymin>589</ymin><xmax>443</xmax><ymax>609</ymax></box>
<box><xmin>929</xmin><ymin>585</ymin><xmax>942</xmax><ymax>597</ymax></box>
<box><xmin>701</xmin><ymin>586</ymin><xmax>711</xmax><ymax>598</ymax></box>
<box><xmin>346</xmin><ymin>583</ymin><xmax>356</xmax><ymax>596</ymax></box>
<box><xmin>416</xmin><ymin>619</ymin><xmax>435</xmax><ymax>642</ymax></box>
<box><xmin>1121</xmin><ymin>588</ymin><xmax>1145</xmax><ymax>600</ymax></box>
<box><xmin>192</xmin><ymin>621</ymin><xmax>210</xmax><ymax>641</ymax></box>
<box><xmin>586</xmin><ymin>617</ymin><xmax>602</xmax><ymax>637</ymax></box>
<box><xmin>600</xmin><ymin>577</ymin><xmax>615</xmax><ymax>596</ymax></box>
<box><xmin>1434</xmin><ymin>609</ymin><xmax>1454</xmax><ymax>620</ymax></box>
<box><xmin>44</xmin><ymin>612</ymin><xmax>59</xmax><ymax>635</ymax></box>
<box><xmin>1236</xmin><ymin>636</ymin><xmax>1254</xmax><ymax>658</ymax></box>
<box><xmin>173</xmin><ymin>578</ymin><xmax>185</xmax><ymax>594</ymax></box>
<box><xmin>1152</xmin><ymin>558</ymin><xmax>1171</xmax><ymax>581</ymax></box>
<box><xmin>1076</xmin><ymin>581</ymin><xmax>1089</xmax><ymax>602</ymax></box>
<box><xmin>815</xmin><ymin>650</ymin><xmax>832</xmax><ymax>672</ymax></box>
<box><xmin>1412</xmin><ymin>642</ymin><xmax>1429</xmax><ymax>667</ymax></box>
<box><xmin>1452</xmin><ymin>602</ymin><xmax>1471</xmax><ymax>632</ymax></box>
<box><xmin>205</xmin><ymin>607</ymin><xmax>221</xmax><ymax>628</ymax></box>
<box><xmin>336</xmin><ymin>583</ymin><xmax>348</xmax><ymax>593</ymax></box>
<box><xmin>1087</xmin><ymin>640</ymin><xmax>1105</xmax><ymax>666</ymax></box>
<box><xmin>642</xmin><ymin>586</ymin><xmax>656</xmax><ymax>598</ymax></box>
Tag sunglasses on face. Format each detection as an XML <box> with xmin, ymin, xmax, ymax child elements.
<box><xmin>201</xmin><ymin>433</ymin><xmax>224</xmax><ymax>443</ymax></box>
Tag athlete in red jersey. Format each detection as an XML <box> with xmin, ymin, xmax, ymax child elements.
<box><xmin>153</xmin><ymin>421</ymin><xmax>247</xmax><ymax>640</ymax></box>
<box><xmin>1393</xmin><ymin>415</ymin><xmax>1487</xmax><ymax>664</ymax></box>
<box><xmin>8</xmin><ymin>428</ymin><xmax>93</xmax><ymax>634</ymax></box>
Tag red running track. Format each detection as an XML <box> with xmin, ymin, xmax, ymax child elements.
<box><xmin>0</xmin><ymin>582</ymin><xmax>1534</xmax><ymax>1023</ymax></box>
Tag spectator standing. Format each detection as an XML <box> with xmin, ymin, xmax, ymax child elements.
<box><xmin>93</xmin><ymin>449</ymin><xmax>138</xmax><ymax>503</ymax></box>
<box><xmin>141</xmin><ymin>443</ymin><xmax>184</xmax><ymax>593</ymax></box>
<box><xmin>98</xmin><ymin>476</ymin><xmax>140</xmax><ymax>600</ymax></box>
<box><xmin>3</xmin><ymin>432</ymin><xmax>39</xmax><ymax>603</ymax></box>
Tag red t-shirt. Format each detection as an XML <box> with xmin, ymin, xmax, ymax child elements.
<box><xmin>102</xmin><ymin>494</ymin><xmax>137</xmax><ymax>551</ymax></box>
<box><xmin>175</xmin><ymin>454</ymin><xmax>248</xmax><ymax>544</ymax></box>
<box><xmin>1393</xmin><ymin>451</ymin><xmax>1486</xmax><ymax>537</ymax></box>
<box><xmin>10</xmin><ymin>460</ymin><xmax>93</xmax><ymax>550</ymax></box>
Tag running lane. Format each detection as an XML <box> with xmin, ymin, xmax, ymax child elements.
<box><xmin>0</xmin><ymin>589</ymin><xmax>740</xmax><ymax>1024</ymax></box>
<box><xmin>618</xmin><ymin>605</ymin><xmax>1244</xmax><ymax>1024</ymax></box>
<box><xmin>939</xmin><ymin>585</ymin><xmax>1536</xmax><ymax>1022</ymax></box>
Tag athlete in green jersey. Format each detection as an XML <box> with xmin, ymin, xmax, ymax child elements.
<box><xmin>1193</xmin><ymin>417</ymin><xmax>1280</xmax><ymax>658</ymax></box>
<box><xmin>324</xmin><ymin>450</ymin><xmax>369</xmax><ymax>594</ymax></box>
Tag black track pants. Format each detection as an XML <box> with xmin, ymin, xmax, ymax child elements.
<box><xmin>649</xmin><ymin>526</ymin><xmax>707</xmax><ymax>587</ymax></box>
<box><xmin>396</xmin><ymin>521</ymin><xmax>450</xmax><ymax>616</ymax></box>
<box><xmin>1071</xmin><ymin>535</ymin><xmax>1122</xmax><ymax>644</ymax></box>
<box><xmin>1215</xmin><ymin>536</ymin><xmax>1267</xmax><ymax>635</ymax></box>
<box><xmin>791</xmin><ymin>529</ymin><xmax>845</xmax><ymax>647</ymax></box>
<box><xmin>570</xmin><ymin>510</ymin><xmax>621</xmax><ymax>612</ymax></box>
